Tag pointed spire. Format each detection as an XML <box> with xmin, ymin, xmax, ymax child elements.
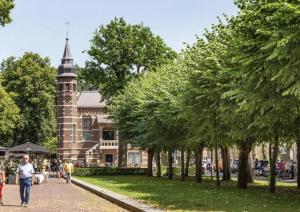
<box><xmin>58</xmin><ymin>37</ymin><xmax>76</xmax><ymax>77</ymax></box>
<box><xmin>61</xmin><ymin>38</ymin><xmax>73</xmax><ymax>64</ymax></box>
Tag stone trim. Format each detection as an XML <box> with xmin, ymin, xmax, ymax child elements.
<box><xmin>71</xmin><ymin>178</ymin><xmax>163</xmax><ymax>212</ymax></box>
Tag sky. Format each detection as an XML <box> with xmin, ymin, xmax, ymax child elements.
<box><xmin>0</xmin><ymin>0</ymin><xmax>237</xmax><ymax>67</ymax></box>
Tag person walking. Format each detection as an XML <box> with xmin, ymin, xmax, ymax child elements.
<box><xmin>0</xmin><ymin>165</ymin><xmax>6</xmax><ymax>206</ymax></box>
<box><xmin>16</xmin><ymin>155</ymin><xmax>34</xmax><ymax>208</ymax></box>
<box><xmin>58</xmin><ymin>160</ymin><xmax>64</xmax><ymax>181</ymax></box>
<box><xmin>63</xmin><ymin>160</ymin><xmax>73</xmax><ymax>184</ymax></box>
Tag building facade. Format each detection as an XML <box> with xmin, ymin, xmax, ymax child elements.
<box><xmin>56</xmin><ymin>38</ymin><xmax>147</xmax><ymax>167</ymax></box>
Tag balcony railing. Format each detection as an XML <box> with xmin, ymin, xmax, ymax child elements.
<box><xmin>100</xmin><ymin>140</ymin><xmax>118</xmax><ymax>149</ymax></box>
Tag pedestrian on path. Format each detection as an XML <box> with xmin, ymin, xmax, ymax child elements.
<box><xmin>0</xmin><ymin>166</ymin><xmax>6</xmax><ymax>206</ymax></box>
<box><xmin>63</xmin><ymin>160</ymin><xmax>73</xmax><ymax>184</ymax></box>
<box><xmin>16</xmin><ymin>155</ymin><xmax>34</xmax><ymax>208</ymax></box>
<box><xmin>58</xmin><ymin>160</ymin><xmax>64</xmax><ymax>181</ymax></box>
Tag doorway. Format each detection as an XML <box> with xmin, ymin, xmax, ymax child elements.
<box><xmin>105</xmin><ymin>154</ymin><xmax>113</xmax><ymax>163</ymax></box>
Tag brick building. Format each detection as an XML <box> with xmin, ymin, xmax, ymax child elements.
<box><xmin>56</xmin><ymin>38</ymin><xmax>147</xmax><ymax>167</ymax></box>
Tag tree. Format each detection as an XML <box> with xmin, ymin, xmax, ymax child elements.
<box><xmin>0</xmin><ymin>75</ymin><xmax>19</xmax><ymax>146</ymax></box>
<box><xmin>83</xmin><ymin>17</ymin><xmax>176</xmax><ymax>102</ymax></box>
<box><xmin>181</xmin><ymin>21</ymin><xmax>236</xmax><ymax>186</ymax></box>
<box><xmin>231</xmin><ymin>0</ymin><xmax>300</xmax><ymax>192</ymax></box>
<box><xmin>0</xmin><ymin>0</ymin><xmax>14</xmax><ymax>27</ymax></box>
<box><xmin>1</xmin><ymin>53</ymin><xmax>56</xmax><ymax>145</ymax></box>
<box><xmin>110</xmin><ymin>61</ymin><xmax>189</xmax><ymax>177</ymax></box>
<box><xmin>84</xmin><ymin>17</ymin><xmax>176</xmax><ymax>167</ymax></box>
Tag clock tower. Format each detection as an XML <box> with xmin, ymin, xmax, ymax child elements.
<box><xmin>57</xmin><ymin>37</ymin><xmax>78</xmax><ymax>160</ymax></box>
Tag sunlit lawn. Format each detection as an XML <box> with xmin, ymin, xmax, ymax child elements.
<box><xmin>76</xmin><ymin>175</ymin><xmax>300</xmax><ymax>212</ymax></box>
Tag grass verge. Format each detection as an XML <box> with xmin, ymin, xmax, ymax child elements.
<box><xmin>75</xmin><ymin>175</ymin><xmax>300</xmax><ymax>212</ymax></box>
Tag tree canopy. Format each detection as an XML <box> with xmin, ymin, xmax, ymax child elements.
<box><xmin>0</xmin><ymin>0</ymin><xmax>14</xmax><ymax>27</ymax></box>
<box><xmin>0</xmin><ymin>75</ymin><xmax>19</xmax><ymax>146</ymax></box>
<box><xmin>83</xmin><ymin>17</ymin><xmax>176</xmax><ymax>103</ymax></box>
<box><xmin>1</xmin><ymin>52</ymin><xmax>56</xmax><ymax>145</ymax></box>
<box><xmin>109</xmin><ymin>0</ymin><xmax>300</xmax><ymax>192</ymax></box>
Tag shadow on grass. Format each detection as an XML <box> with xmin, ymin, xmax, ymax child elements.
<box><xmin>77</xmin><ymin>175</ymin><xmax>300</xmax><ymax>211</ymax></box>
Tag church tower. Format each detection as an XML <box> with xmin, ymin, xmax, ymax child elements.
<box><xmin>56</xmin><ymin>37</ymin><xmax>78</xmax><ymax>160</ymax></box>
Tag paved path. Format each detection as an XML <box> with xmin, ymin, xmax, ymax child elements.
<box><xmin>0</xmin><ymin>178</ymin><xmax>127</xmax><ymax>212</ymax></box>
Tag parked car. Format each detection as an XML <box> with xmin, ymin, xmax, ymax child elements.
<box><xmin>230</xmin><ymin>160</ymin><xmax>239</xmax><ymax>173</ymax></box>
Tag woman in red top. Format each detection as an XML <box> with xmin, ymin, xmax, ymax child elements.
<box><xmin>0</xmin><ymin>169</ymin><xmax>5</xmax><ymax>206</ymax></box>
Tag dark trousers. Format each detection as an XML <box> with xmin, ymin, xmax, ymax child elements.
<box><xmin>19</xmin><ymin>178</ymin><xmax>31</xmax><ymax>204</ymax></box>
<box><xmin>66</xmin><ymin>173</ymin><xmax>71</xmax><ymax>183</ymax></box>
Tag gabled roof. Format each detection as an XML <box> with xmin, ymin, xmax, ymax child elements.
<box><xmin>77</xmin><ymin>91</ymin><xmax>106</xmax><ymax>108</ymax></box>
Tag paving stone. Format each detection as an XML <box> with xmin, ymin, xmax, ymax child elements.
<box><xmin>0</xmin><ymin>178</ymin><xmax>127</xmax><ymax>212</ymax></box>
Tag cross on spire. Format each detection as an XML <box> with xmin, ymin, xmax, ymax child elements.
<box><xmin>64</xmin><ymin>20</ymin><xmax>70</xmax><ymax>39</ymax></box>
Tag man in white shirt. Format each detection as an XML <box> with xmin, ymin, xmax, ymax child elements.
<box><xmin>16</xmin><ymin>155</ymin><xmax>34</xmax><ymax>208</ymax></box>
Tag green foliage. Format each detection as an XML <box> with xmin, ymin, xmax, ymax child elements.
<box><xmin>1</xmin><ymin>52</ymin><xmax>56</xmax><ymax>145</ymax></box>
<box><xmin>83</xmin><ymin>17</ymin><xmax>176</xmax><ymax>103</ymax></box>
<box><xmin>110</xmin><ymin>62</ymin><xmax>189</xmax><ymax>151</ymax></box>
<box><xmin>0</xmin><ymin>0</ymin><xmax>14</xmax><ymax>27</ymax></box>
<box><xmin>73</xmin><ymin>167</ymin><xmax>147</xmax><ymax>176</ymax></box>
<box><xmin>0</xmin><ymin>76</ymin><xmax>19</xmax><ymax>145</ymax></box>
<box><xmin>42</xmin><ymin>137</ymin><xmax>56</xmax><ymax>154</ymax></box>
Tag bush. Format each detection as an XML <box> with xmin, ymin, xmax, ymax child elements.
<box><xmin>73</xmin><ymin>167</ymin><xmax>147</xmax><ymax>176</ymax></box>
<box><xmin>152</xmin><ymin>165</ymin><xmax>202</xmax><ymax>177</ymax></box>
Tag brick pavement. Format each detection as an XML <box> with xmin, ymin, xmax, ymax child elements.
<box><xmin>0</xmin><ymin>178</ymin><xmax>128</xmax><ymax>212</ymax></box>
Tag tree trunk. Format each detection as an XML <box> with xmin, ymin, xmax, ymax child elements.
<box><xmin>226</xmin><ymin>147</ymin><xmax>231</xmax><ymax>180</ymax></box>
<box><xmin>247</xmin><ymin>157</ymin><xmax>253</xmax><ymax>183</ymax></box>
<box><xmin>196</xmin><ymin>144</ymin><xmax>204</xmax><ymax>183</ymax></box>
<box><xmin>221</xmin><ymin>147</ymin><xmax>227</xmax><ymax>181</ymax></box>
<box><xmin>269</xmin><ymin>136</ymin><xmax>279</xmax><ymax>193</ymax></box>
<box><xmin>215</xmin><ymin>146</ymin><xmax>220</xmax><ymax>186</ymax></box>
<box><xmin>269</xmin><ymin>143</ymin><xmax>272</xmax><ymax>162</ymax></box>
<box><xmin>237</xmin><ymin>138</ymin><xmax>255</xmax><ymax>189</ymax></box>
<box><xmin>210</xmin><ymin>147</ymin><xmax>213</xmax><ymax>181</ymax></box>
<box><xmin>185</xmin><ymin>149</ymin><xmax>191</xmax><ymax>177</ymax></box>
<box><xmin>118</xmin><ymin>132</ymin><xmax>127</xmax><ymax>168</ymax></box>
<box><xmin>297</xmin><ymin>139</ymin><xmax>300</xmax><ymax>189</ymax></box>
<box><xmin>156</xmin><ymin>150</ymin><xmax>161</xmax><ymax>178</ymax></box>
<box><xmin>181</xmin><ymin>148</ymin><xmax>185</xmax><ymax>181</ymax></box>
<box><xmin>168</xmin><ymin>149</ymin><xmax>173</xmax><ymax>180</ymax></box>
<box><xmin>221</xmin><ymin>146</ymin><xmax>231</xmax><ymax>181</ymax></box>
<box><xmin>262</xmin><ymin>144</ymin><xmax>267</xmax><ymax>160</ymax></box>
<box><xmin>147</xmin><ymin>149</ymin><xmax>154</xmax><ymax>177</ymax></box>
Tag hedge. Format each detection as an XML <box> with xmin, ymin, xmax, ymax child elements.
<box><xmin>73</xmin><ymin>167</ymin><xmax>148</xmax><ymax>176</ymax></box>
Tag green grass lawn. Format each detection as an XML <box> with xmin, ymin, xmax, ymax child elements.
<box><xmin>75</xmin><ymin>175</ymin><xmax>300</xmax><ymax>212</ymax></box>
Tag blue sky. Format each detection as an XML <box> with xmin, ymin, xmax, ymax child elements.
<box><xmin>1</xmin><ymin>0</ymin><xmax>237</xmax><ymax>66</ymax></box>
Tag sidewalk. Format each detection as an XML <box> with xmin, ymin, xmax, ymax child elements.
<box><xmin>1</xmin><ymin>178</ymin><xmax>127</xmax><ymax>212</ymax></box>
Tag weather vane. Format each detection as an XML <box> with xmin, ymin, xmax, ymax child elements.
<box><xmin>64</xmin><ymin>20</ymin><xmax>70</xmax><ymax>39</ymax></box>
